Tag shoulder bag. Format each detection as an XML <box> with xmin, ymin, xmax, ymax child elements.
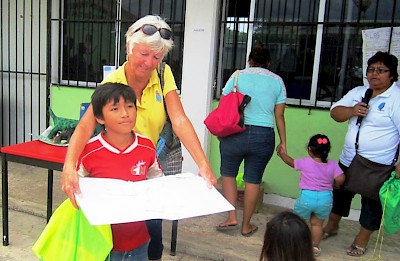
<box><xmin>155</xmin><ymin>62</ymin><xmax>183</xmax><ymax>176</ymax></box>
<box><xmin>343</xmin><ymin>90</ymin><xmax>399</xmax><ymax>201</ymax></box>
<box><xmin>204</xmin><ymin>70</ymin><xmax>251</xmax><ymax>137</ymax></box>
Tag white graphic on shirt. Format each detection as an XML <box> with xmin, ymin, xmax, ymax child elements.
<box><xmin>131</xmin><ymin>160</ymin><xmax>147</xmax><ymax>176</ymax></box>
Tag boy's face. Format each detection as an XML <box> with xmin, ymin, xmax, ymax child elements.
<box><xmin>96</xmin><ymin>97</ymin><xmax>136</xmax><ymax>134</ymax></box>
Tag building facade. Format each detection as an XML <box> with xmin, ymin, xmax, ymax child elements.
<box><xmin>1</xmin><ymin>0</ymin><xmax>399</xmax><ymax>200</ymax></box>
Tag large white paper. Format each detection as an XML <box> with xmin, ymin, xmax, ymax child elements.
<box><xmin>76</xmin><ymin>173</ymin><xmax>234</xmax><ymax>225</ymax></box>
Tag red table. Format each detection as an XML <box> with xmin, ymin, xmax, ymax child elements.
<box><xmin>1</xmin><ymin>140</ymin><xmax>67</xmax><ymax>246</ymax></box>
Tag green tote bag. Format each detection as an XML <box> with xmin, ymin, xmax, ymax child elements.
<box><xmin>379</xmin><ymin>171</ymin><xmax>400</xmax><ymax>235</ymax></box>
<box><xmin>32</xmin><ymin>199</ymin><xmax>113</xmax><ymax>261</ymax></box>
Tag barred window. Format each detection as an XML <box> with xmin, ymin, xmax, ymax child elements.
<box><xmin>53</xmin><ymin>0</ymin><xmax>186</xmax><ymax>88</ymax></box>
<box><xmin>217</xmin><ymin>0</ymin><xmax>400</xmax><ymax>107</ymax></box>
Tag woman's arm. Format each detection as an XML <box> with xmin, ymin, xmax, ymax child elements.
<box><xmin>61</xmin><ymin>105</ymin><xmax>97</xmax><ymax>209</ymax></box>
<box><xmin>164</xmin><ymin>91</ymin><xmax>217</xmax><ymax>187</ymax></box>
<box><xmin>331</xmin><ymin>102</ymin><xmax>367</xmax><ymax>122</ymax></box>
<box><xmin>274</xmin><ymin>103</ymin><xmax>287</xmax><ymax>155</ymax></box>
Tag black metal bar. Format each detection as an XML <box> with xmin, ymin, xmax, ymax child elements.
<box><xmin>2</xmin><ymin>154</ymin><xmax>9</xmax><ymax>246</ymax></box>
<box><xmin>22</xmin><ymin>0</ymin><xmax>26</xmax><ymax>142</ymax></box>
<box><xmin>14</xmin><ymin>0</ymin><xmax>18</xmax><ymax>145</ymax></box>
<box><xmin>47</xmin><ymin>169</ymin><xmax>54</xmax><ymax>222</ymax></box>
<box><xmin>30</xmin><ymin>0</ymin><xmax>34</xmax><ymax>139</ymax></box>
<box><xmin>170</xmin><ymin>220</ymin><xmax>178</xmax><ymax>256</ymax></box>
<box><xmin>0</xmin><ymin>0</ymin><xmax>4</xmax><ymax>148</ymax></box>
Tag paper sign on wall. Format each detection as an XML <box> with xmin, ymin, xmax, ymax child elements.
<box><xmin>362</xmin><ymin>27</ymin><xmax>400</xmax><ymax>85</ymax></box>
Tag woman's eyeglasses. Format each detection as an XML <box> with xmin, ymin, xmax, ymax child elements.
<box><xmin>366</xmin><ymin>67</ymin><xmax>390</xmax><ymax>74</ymax></box>
<box><xmin>134</xmin><ymin>24</ymin><xmax>172</xmax><ymax>40</ymax></box>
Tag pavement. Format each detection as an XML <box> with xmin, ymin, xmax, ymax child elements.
<box><xmin>1</xmin><ymin>161</ymin><xmax>400</xmax><ymax>261</ymax></box>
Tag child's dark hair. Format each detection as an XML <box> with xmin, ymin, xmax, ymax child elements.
<box><xmin>91</xmin><ymin>83</ymin><xmax>136</xmax><ymax>119</ymax></box>
<box><xmin>308</xmin><ymin>134</ymin><xmax>331</xmax><ymax>163</ymax></box>
<box><xmin>260</xmin><ymin>211</ymin><xmax>315</xmax><ymax>261</ymax></box>
<box><xmin>249</xmin><ymin>42</ymin><xmax>271</xmax><ymax>68</ymax></box>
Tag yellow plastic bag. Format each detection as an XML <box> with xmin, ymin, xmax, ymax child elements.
<box><xmin>32</xmin><ymin>199</ymin><xmax>113</xmax><ymax>261</ymax></box>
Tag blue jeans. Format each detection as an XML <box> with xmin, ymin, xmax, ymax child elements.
<box><xmin>108</xmin><ymin>241</ymin><xmax>149</xmax><ymax>261</ymax></box>
<box><xmin>220</xmin><ymin>125</ymin><xmax>275</xmax><ymax>184</ymax></box>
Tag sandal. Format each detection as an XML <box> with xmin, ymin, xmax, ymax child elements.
<box><xmin>346</xmin><ymin>244</ymin><xmax>367</xmax><ymax>257</ymax></box>
<box><xmin>313</xmin><ymin>246</ymin><xmax>321</xmax><ymax>257</ymax></box>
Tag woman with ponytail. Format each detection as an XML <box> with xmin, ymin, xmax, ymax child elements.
<box><xmin>216</xmin><ymin>42</ymin><xmax>287</xmax><ymax>237</ymax></box>
<box><xmin>277</xmin><ymin>134</ymin><xmax>345</xmax><ymax>257</ymax></box>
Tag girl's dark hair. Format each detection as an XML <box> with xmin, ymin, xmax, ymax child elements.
<box><xmin>91</xmin><ymin>82</ymin><xmax>136</xmax><ymax>119</ymax></box>
<box><xmin>249</xmin><ymin>42</ymin><xmax>271</xmax><ymax>68</ymax></box>
<box><xmin>308</xmin><ymin>134</ymin><xmax>331</xmax><ymax>163</ymax></box>
<box><xmin>367</xmin><ymin>51</ymin><xmax>398</xmax><ymax>83</ymax></box>
<box><xmin>260</xmin><ymin>211</ymin><xmax>315</xmax><ymax>261</ymax></box>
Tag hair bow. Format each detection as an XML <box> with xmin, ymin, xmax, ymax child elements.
<box><xmin>317</xmin><ymin>138</ymin><xmax>328</xmax><ymax>144</ymax></box>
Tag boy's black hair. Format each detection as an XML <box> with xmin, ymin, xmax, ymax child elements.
<box><xmin>308</xmin><ymin>134</ymin><xmax>331</xmax><ymax>163</ymax></box>
<box><xmin>91</xmin><ymin>83</ymin><xmax>136</xmax><ymax>119</ymax></box>
<box><xmin>367</xmin><ymin>51</ymin><xmax>398</xmax><ymax>82</ymax></box>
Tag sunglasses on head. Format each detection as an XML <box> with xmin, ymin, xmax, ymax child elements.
<box><xmin>134</xmin><ymin>24</ymin><xmax>172</xmax><ymax>40</ymax></box>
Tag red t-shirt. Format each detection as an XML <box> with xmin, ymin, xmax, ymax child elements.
<box><xmin>77</xmin><ymin>131</ymin><xmax>163</xmax><ymax>251</ymax></box>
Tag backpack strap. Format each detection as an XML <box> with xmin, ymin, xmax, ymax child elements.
<box><xmin>157</xmin><ymin>62</ymin><xmax>166</xmax><ymax>92</ymax></box>
<box><xmin>157</xmin><ymin>62</ymin><xmax>168</xmax><ymax>118</ymax></box>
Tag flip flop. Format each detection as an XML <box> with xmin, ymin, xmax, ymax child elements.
<box><xmin>215</xmin><ymin>224</ymin><xmax>238</xmax><ymax>231</ymax></box>
<box><xmin>346</xmin><ymin>244</ymin><xmax>367</xmax><ymax>257</ymax></box>
<box><xmin>241</xmin><ymin>225</ymin><xmax>258</xmax><ymax>237</ymax></box>
<box><xmin>322</xmin><ymin>231</ymin><xmax>338</xmax><ymax>240</ymax></box>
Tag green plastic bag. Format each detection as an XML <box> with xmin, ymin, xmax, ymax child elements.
<box><xmin>32</xmin><ymin>199</ymin><xmax>113</xmax><ymax>260</ymax></box>
<box><xmin>379</xmin><ymin>171</ymin><xmax>400</xmax><ymax>235</ymax></box>
<box><xmin>236</xmin><ymin>172</ymin><xmax>245</xmax><ymax>189</ymax></box>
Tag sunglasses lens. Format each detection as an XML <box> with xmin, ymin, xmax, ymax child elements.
<box><xmin>142</xmin><ymin>24</ymin><xmax>158</xmax><ymax>35</ymax></box>
<box><xmin>138</xmin><ymin>24</ymin><xmax>171</xmax><ymax>40</ymax></box>
<box><xmin>159</xmin><ymin>29</ymin><xmax>172</xmax><ymax>40</ymax></box>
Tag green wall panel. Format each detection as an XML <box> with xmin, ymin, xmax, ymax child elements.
<box><xmin>50</xmin><ymin>86</ymin><xmax>95</xmax><ymax>120</ymax></box>
<box><xmin>209</xmin><ymin>102</ymin><xmax>361</xmax><ymax>209</ymax></box>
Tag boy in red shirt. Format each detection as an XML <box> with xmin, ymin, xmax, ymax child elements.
<box><xmin>76</xmin><ymin>82</ymin><xmax>163</xmax><ymax>260</ymax></box>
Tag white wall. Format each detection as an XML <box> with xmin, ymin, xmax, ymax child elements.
<box><xmin>180</xmin><ymin>0</ymin><xmax>220</xmax><ymax>173</ymax></box>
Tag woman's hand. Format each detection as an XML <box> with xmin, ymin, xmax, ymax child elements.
<box><xmin>198</xmin><ymin>164</ymin><xmax>217</xmax><ymax>188</ymax></box>
<box><xmin>353</xmin><ymin>102</ymin><xmax>369</xmax><ymax>118</ymax></box>
<box><xmin>61</xmin><ymin>164</ymin><xmax>81</xmax><ymax>209</ymax></box>
<box><xmin>60</xmin><ymin>104</ymin><xmax>96</xmax><ymax>209</ymax></box>
<box><xmin>276</xmin><ymin>142</ymin><xmax>287</xmax><ymax>156</ymax></box>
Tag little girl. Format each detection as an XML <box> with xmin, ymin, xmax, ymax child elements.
<box><xmin>277</xmin><ymin>134</ymin><xmax>345</xmax><ymax>257</ymax></box>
